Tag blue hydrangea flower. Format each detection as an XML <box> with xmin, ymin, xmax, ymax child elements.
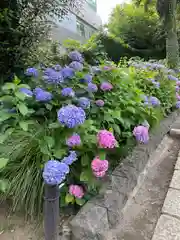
<box><xmin>61</xmin><ymin>67</ymin><xmax>75</xmax><ymax>79</ymax></box>
<box><xmin>68</xmin><ymin>51</ymin><xmax>84</xmax><ymax>63</ymax></box>
<box><xmin>53</xmin><ymin>64</ymin><xmax>62</xmax><ymax>71</ymax></box>
<box><xmin>95</xmin><ymin>99</ymin><xmax>104</xmax><ymax>107</ymax></box>
<box><xmin>150</xmin><ymin>96</ymin><xmax>160</xmax><ymax>106</ymax></box>
<box><xmin>43</xmin><ymin>71</ymin><xmax>64</xmax><ymax>84</ymax></box>
<box><xmin>176</xmin><ymin>86</ymin><xmax>179</xmax><ymax>92</ymax></box>
<box><xmin>78</xmin><ymin>97</ymin><xmax>91</xmax><ymax>109</ymax></box>
<box><xmin>168</xmin><ymin>75</ymin><xmax>178</xmax><ymax>81</ymax></box>
<box><xmin>20</xmin><ymin>88</ymin><xmax>33</xmax><ymax>97</ymax></box>
<box><xmin>62</xmin><ymin>151</ymin><xmax>77</xmax><ymax>165</ymax></box>
<box><xmin>69</xmin><ymin>61</ymin><xmax>83</xmax><ymax>71</ymax></box>
<box><xmin>34</xmin><ymin>87</ymin><xmax>53</xmax><ymax>102</ymax></box>
<box><xmin>87</xmin><ymin>83</ymin><xmax>98</xmax><ymax>92</ymax></box>
<box><xmin>61</xmin><ymin>88</ymin><xmax>75</xmax><ymax>97</ymax></box>
<box><xmin>176</xmin><ymin>101</ymin><xmax>180</xmax><ymax>108</ymax></box>
<box><xmin>44</xmin><ymin>68</ymin><xmax>54</xmax><ymax>76</ymax></box>
<box><xmin>25</xmin><ymin>67</ymin><xmax>38</xmax><ymax>77</ymax></box>
<box><xmin>43</xmin><ymin>160</ymin><xmax>69</xmax><ymax>185</ymax></box>
<box><xmin>80</xmin><ymin>74</ymin><xmax>93</xmax><ymax>84</ymax></box>
<box><xmin>57</xmin><ymin>104</ymin><xmax>86</xmax><ymax>128</ymax></box>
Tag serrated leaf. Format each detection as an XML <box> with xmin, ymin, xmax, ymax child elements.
<box><xmin>15</xmin><ymin>91</ymin><xmax>26</xmax><ymax>100</ymax></box>
<box><xmin>54</xmin><ymin>149</ymin><xmax>66</xmax><ymax>158</ymax></box>
<box><xmin>80</xmin><ymin>171</ymin><xmax>89</xmax><ymax>182</ymax></box>
<box><xmin>49</xmin><ymin>122</ymin><xmax>60</xmax><ymax>129</ymax></box>
<box><xmin>0</xmin><ymin>158</ymin><xmax>9</xmax><ymax>169</ymax></box>
<box><xmin>44</xmin><ymin>136</ymin><xmax>55</xmax><ymax>148</ymax></box>
<box><xmin>2</xmin><ymin>83</ymin><xmax>16</xmax><ymax>91</ymax></box>
<box><xmin>17</xmin><ymin>103</ymin><xmax>28</xmax><ymax>116</ymax></box>
<box><xmin>75</xmin><ymin>198</ymin><xmax>86</xmax><ymax>206</ymax></box>
<box><xmin>65</xmin><ymin>194</ymin><xmax>74</xmax><ymax>204</ymax></box>
<box><xmin>19</xmin><ymin>121</ymin><xmax>29</xmax><ymax>131</ymax></box>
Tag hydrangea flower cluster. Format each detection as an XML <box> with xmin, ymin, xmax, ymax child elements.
<box><xmin>97</xmin><ymin>130</ymin><xmax>117</xmax><ymax>149</ymax></box>
<box><xmin>61</xmin><ymin>67</ymin><xmax>74</xmax><ymax>79</ymax></box>
<box><xmin>84</xmin><ymin>74</ymin><xmax>93</xmax><ymax>83</ymax></box>
<box><xmin>78</xmin><ymin>97</ymin><xmax>91</xmax><ymax>109</ymax></box>
<box><xmin>34</xmin><ymin>87</ymin><xmax>52</xmax><ymax>102</ymax></box>
<box><xmin>66</xmin><ymin>134</ymin><xmax>81</xmax><ymax>147</ymax></box>
<box><xmin>61</xmin><ymin>88</ymin><xmax>75</xmax><ymax>97</ymax></box>
<box><xmin>95</xmin><ymin>99</ymin><xmax>104</xmax><ymax>107</ymax></box>
<box><xmin>43</xmin><ymin>160</ymin><xmax>69</xmax><ymax>185</ymax></box>
<box><xmin>87</xmin><ymin>83</ymin><xmax>98</xmax><ymax>92</ymax></box>
<box><xmin>68</xmin><ymin>51</ymin><xmax>84</xmax><ymax>63</ymax></box>
<box><xmin>100</xmin><ymin>82</ymin><xmax>113</xmax><ymax>91</ymax></box>
<box><xmin>133</xmin><ymin>125</ymin><xmax>149</xmax><ymax>144</ymax></box>
<box><xmin>150</xmin><ymin>96</ymin><xmax>161</xmax><ymax>106</ymax></box>
<box><xmin>69</xmin><ymin>61</ymin><xmax>83</xmax><ymax>71</ymax></box>
<box><xmin>43</xmin><ymin>68</ymin><xmax>64</xmax><ymax>84</ymax></box>
<box><xmin>91</xmin><ymin>157</ymin><xmax>109</xmax><ymax>177</ymax></box>
<box><xmin>69</xmin><ymin>184</ymin><xmax>84</xmax><ymax>198</ymax></box>
<box><xmin>57</xmin><ymin>105</ymin><xmax>86</xmax><ymax>128</ymax></box>
<box><xmin>176</xmin><ymin>101</ymin><xmax>180</xmax><ymax>109</ymax></box>
<box><xmin>62</xmin><ymin>151</ymin><xmax>77</xmax><ymax>165</ymax></box>
<box><xmin>25</xmin><ymin>67</ymin><xmax>38</xmax><ymax>77</ymax></box>
<box><xmin>20</xmin><ymin>88</ymin><xmax>33</xmax><ymax>97</ymax></box>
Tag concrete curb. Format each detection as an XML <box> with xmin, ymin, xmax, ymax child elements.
<box><xmin>69</xmin><ymin>111</ymin><xmax>180</xmax><ymax>240</ymax></box>
<box><xmin>151</xmin><ymin>151</ymin><xmax>180</xmax><ymax>240</ymax></box>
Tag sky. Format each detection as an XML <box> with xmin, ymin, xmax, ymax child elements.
<box><xmin>97</xmin><ymin>0</ymin><xmax>125</xmax><ymax>23</ymax></box>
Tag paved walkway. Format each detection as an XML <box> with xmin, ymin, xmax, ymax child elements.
<box><xmin>151</xmin><ymin>151</ymin><xmax>180</xmax><ymax>240</ymax></box>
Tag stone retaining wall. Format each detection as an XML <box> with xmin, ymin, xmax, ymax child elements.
<box><xmin>70</xmin><ymin>111</ymin><xmax>180</xmax><ymax>240</ymax></box>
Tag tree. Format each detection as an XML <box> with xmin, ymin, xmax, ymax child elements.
<box><xmin>0</xmin><ymin>0</ymin><xmax>84</xmax><ymax>80</ymax></box>
<box><xmin>107</xmin><ymin>3</ymin><xmax>166</xmax><ymax>57</ymax></box>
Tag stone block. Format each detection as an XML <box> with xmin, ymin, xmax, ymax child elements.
<box><xmin>151</xmin><ymin>214</ymin><xmax>180</xmax><ymax>240</ymax></box>
<box><xmin>175</xmin><ymin>153</ymin><xmax>180</xmax><ymax>170</ymax></box>
<box><xmin>170</xmin><ymin>170</ymin><xmax>180</xmax><ymax>189</ymax></box>
<box><xmin>162</xmin><ymin>188</ymin><xmax>180</xmax><ymax>218</ymax></box>
<box><xmin>70</xmin><ymin>203</ymin><xmax>109</xmax><ymax>240</ymax></box>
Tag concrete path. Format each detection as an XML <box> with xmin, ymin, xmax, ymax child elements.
<box><xmin>106</xmin><ymin>135</ymin><xmax>180</xmax><ymax>240</ymax></box>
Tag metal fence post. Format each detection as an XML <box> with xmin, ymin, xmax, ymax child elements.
<box><xmin>44</xmin><ymin>184</ymin><xmax>60</xmax><ymax>240</ymax></box>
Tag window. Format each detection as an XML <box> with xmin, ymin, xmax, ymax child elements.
<box><xmin>76</xmin><ymin>20</ymin><xmax>85</xmax><ymax>37</ymax></box>
<box><xmin>87</xmin><ymin>0</ymin><xmax>97</xmax><ymax>11</ymax></box>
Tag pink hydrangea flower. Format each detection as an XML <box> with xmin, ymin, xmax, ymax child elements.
<box><xmin>97</xmin><ymin>130</ymin><xmax>117</xmax><ymax>148</ymax></box>
<box><xmin>133</xmin><ymin>125</ymin><xmax>149</xmax><ymax>144</ymax></box>
<box><xmin>91</xmin><ymin>157</ymin><xmax>109</xmax><ymax>178</ymax></box>
<box><xmin>66</xmin><ymin>134</ymin><xmax>81</xmax><ymax>147</ymax></box>
<box><xmin>100</xmin><ymin>82</ymin><xmax>113</xmax><ymax>91</ymax></box>
<box><xmin>69</xmin><ymin>185</ymin><xmax>84</xmax><ymax>199</ymax></box>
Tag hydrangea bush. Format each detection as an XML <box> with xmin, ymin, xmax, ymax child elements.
<box><xmin>0</xmin><ymin>52</ymin><xmax>177</xmax><ymax>217</ymax></box>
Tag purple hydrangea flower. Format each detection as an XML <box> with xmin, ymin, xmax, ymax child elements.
<box><xmin>133</xmin><ymin>125</ymin><xmax>149</xmax><ymax>144</ymax></box>
<box><xmin>34</xmin><ymin>87</ymin><xmax>52</xmax><ymax>102</ymax></box>
<box><xmin>176</xmin><ymin>86</ymin><xmax>179</xmax><ymax>92</ymax></box>
<box><xmin>61</xmin><ymin>67</ymin><xmax>75</xmax><ymax>79</ymax></box>
<box><xmin>43</xmin><ymin>160</ymin><xmax>69</xmax><ymax>185</ymax></box>
<box><xmin>78</xmin><ymin>97</ymin><xmax>90</xmax><ymax>109</ymax></box>
<box><xmin>176</xmin><ymin>101</ymin><xmax>180</xmax><ymax>109</ymax></box>
<box><xmin>57</xmin><ymin>104</ymin><xmax>86</xmax><ymax>128</ymax></box>
<box><xmin>61</xmin><ymin>88</ymin><xmax>75</xmax><ymax>97</ymax></box>
<box><xmin>62</xmin><ymin>151</ymin><xmax>77</xmax><ymax>165</ymax></box>
<box><xmin>168</xmin><ymin>75</ymin><xmax>178</xmax><ymax>81</ymax></box>
<box><xmin>25</xmin><ymin>67</ymin><xmax>38</xmax><ymax>77</ymax></box>
<box><xmin>53</xmin><ymin>64</ymin><xmax>62</xmax><ymax>71</ymax></box>
<box><xmin>87</xmin><ymin>83</ymin><xmax>98</xmax><ymax>92</ymax></box>
<box><xmin>69</xmin><ymin>61</ymin><xmax>83</xmax><ymax>71</ymax></box>
<box><xmin>43</xmin><ymin>71</ymin><xmax>64</xmax><ymax>85</ymax></box>
<box><xmin>150</xmin><ymin>96</ymin><xmax>160</xmax><ymax>106</ymax></box>
<box><xmin>176</xmin><ymin>81</ymin><xmax>180</xmax><ymax>86</ymax></box>
<box><xmin>20</xmin><ymin>88</ymin><xmax>33</xmax><ymax>97</ymax></box>
<box><xmin>100</xmin><ymin>82</ymin><xmax>113</xmax><ymax>91</ymax></box>
<box><xmin>44</xmin><ymin>68</ymin><xmax>54</xmax><ymax>76</ymax></box>
<box><xmin>66</xmin><ymin>134</ymin><xmax>81</xmax><ymax>147</ymax></box>
<box><xmin>68</xmin><ymin>51</ymin><xmax>84</xmax><ymax>63</ymax></box>
<box><xmin>84</xmin><ymin>74</ymin><xmax>93</xmax><ymax>83</ymax></box>
<box><xmin>95</xmin><ymin>99</ymin><xmax>104</xmax><ymax>107</ymax></box>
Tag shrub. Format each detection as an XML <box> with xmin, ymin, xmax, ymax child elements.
<box><xmin>0</xmin><ymin>51</ymin><xmax>177</xmax><ymax>218</ymax></box>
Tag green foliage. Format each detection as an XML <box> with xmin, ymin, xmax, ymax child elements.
<box><xmin>0</xmin><ymin>52</ymin><xmax>177</xmax><ymax>219</ymax></box>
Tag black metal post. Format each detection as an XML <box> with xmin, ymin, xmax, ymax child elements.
<box><xmin>44</xmin><ymin>184</ymin><xmax>60</xmax><ymax>240</ymax></box>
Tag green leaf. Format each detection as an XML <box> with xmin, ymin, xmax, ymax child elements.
<box><xmin>113</xmin><ymin>124</ymin><xmax>121</xmax><ymax>134</ymax></box>
<box><xmin>65</xmin><ymin>194</ymin><xmax>74</xmax><ymax>204</ymax></box>
<box><xmin>81</xmin><ymin>155</ymin><xmax>89</xmax><ymax>166</ymax></box>
<box><xmin>0</xmin><ymin>95</ymin><xmax>14</xmax><ymax>102</ymax></box>
<box><xmin>13</xmin><ymin>75</ymin><xmax>21</xmax><ymax>85</ymax></box>
<box><xmin>45</xmin><ymin>104</ymin><xmax>53</xmax><ymax>111</ymax></box>
<box><xmin>0</xmin><ymin>179</ymin><xmax>9</xmax><ymax>193</ymax></box>
<box><xmin>75</xmin><ymin>198</ymin><xmax>86</xmax><ymax>206</ymax></box>
<box><xmin>15</xmin><ymin>91</ymin><xmax>26</xmax><ymax>101</ymax></box>
<box><xmin>0</xmin><ymin>158</ymin><xmax>9</xmax><ymax>169</ymax></box>
<box><xmin>0</xmin><ymin>112</ymin><xmax>12</xmax><ymax>122</ymax></box>
<box><xmin>19</xmin><ymin>121</ymin><xmax>29</xmax><ymax>131</ymax></box>
<box><xmin>2</xmin><ymin>83</ymin><xmax>16</xmax><ymax>91</ymax></box>
<box><xmin>0</xmin><ymin>134</ymin><xmax>8</xmax><ymax>144</ymax></box>
<box><xmin>54</xmin><ymin>149</ymin><xmax>66</xmax><ymax>158</ymax></box>
<box><xmin>17</xmin><ymin>84</ymin><xmax>30</xmax><ymax>89</ymax></box>
<box><xmin>98</xmin><ymin>151</ymin><xmax>106</xmax><ymax>160</ymax></box>
<box><xmin>49</xmin><ymin>122</ymin><xmax>60</xmax><ymax>129</ymax></box>
<box><xmin>17</xmin><ymin>103</ymin><xmax>28</xmax><ymax>116</ymax></box>
<box><xmin>80</xmin><ymin>171</ymin><xmax>89</xmax><ymax>182</ymax></box>
<box><xmin>44</xmin><ymin>136</ymin><xmax>55</xmax><ymax>149</ymax></box>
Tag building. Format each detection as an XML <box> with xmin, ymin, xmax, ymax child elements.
<box><xmin>51</xmin><ymin>0</ymin><xmax>102</xmax><ymax>43</ymax></box>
